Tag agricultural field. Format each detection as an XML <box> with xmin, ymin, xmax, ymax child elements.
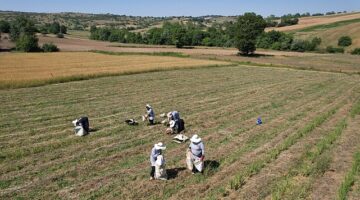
<box><xmin>37</xmin><ymin>36</ymin><xmax>360</xmax><ymax>74</ymax></box>
<box><xmin>268</xmin><ymin>12</ymin><xmax>360</xmax><ymax>32</ymax></box>
<box><xmin>0</xmin><ymin>52</ymin><xmax>229</xmax><ymax>89</ymax></box>
<box><xmin>1</xmin><ymin>61</ymin><xmax>360</xmax><ymax>199</ymax></box>
<box><xmin>294</xmin><ymin>20</ymin><xmax>360</xmax><ymax>51</ymax></box>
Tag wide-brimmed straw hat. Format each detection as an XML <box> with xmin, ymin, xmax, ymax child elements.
<box><xmin>169</xmin><ymin>120</ymin><xmax>175</xmax><ymax>128</ymax></box>
<box><xmin>190</xmin><ymin>134</ymin><xmax>202</xmax><ymax>143</ymax></box>
<box><xmin>154</xmin><ymin>142</ymin><xmax>166</xmax><ymax>150</ymax></box>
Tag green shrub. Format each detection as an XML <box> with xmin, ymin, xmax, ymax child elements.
<box><xmin>351</xmin><ymin>48</ymin><xmax>360</xmax><ymax>55</ymax></box>
<box><xmin>15</xmin><ymin>34</ymin><xmax>39</xmax><ymax>52</ymax></box>
<box><xmin>42</xmin><ymin>43</ymin><xmax>59</xmax><ymax>52</ymax></box>
<box><xmin>291</xmin><ymin>40</ymin><xmax>316</xmax><ymax>52</ymax></box>
<box><xmin>338</xmin><ymin>36</ymin><xmax>352</xmax><ymax>47</ymax></box>
<box><xmin>0</xmin><ymin>20</ymin><xmax>10</xmax><ymax>33</ymax></box>
<box><xmin>326</xmin><ymin>46</ymin><xmax>344</xmax><ymax>54</ymax></box>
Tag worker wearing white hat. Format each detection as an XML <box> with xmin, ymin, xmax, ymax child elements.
<box><xmin>165</xmin><ymin>120</ymin><xmax>176</xmax><ymax>134</ymax></box>
<box><xmin>149</xmin><ymin>142</ymin><xmax>166</xmax><ymax>180</ymax></box>
<box><xmin>144</xmin><ymin>104</ymin><xmax>155</xmax><ymax>125</ymax></box>
<box><xmin>188</xmin><ymin>134</ymin><xmax>205</xmax><ymax>174</ymax></box>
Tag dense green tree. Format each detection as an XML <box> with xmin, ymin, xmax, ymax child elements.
<box><xmin>42</xmin><ymin>43</ymin><xmax>59</xmax><ymax>52</ymax></box>
<box><xmin>338</xmin><ymin>36</ymin><xmax>352</xmax><ymax>47</ymax></box>
<box><xmin>351</xmin><ymin>48</ymin><xmax>360</xmax><ymax>55</ymax></box>
<box><xmin>15</xmin><ymin>34</ymin><xmax>39</xmax><ymax>52</ymax></box>
<box><xmin>49</xmin><ymin>22</ymin><xmax>61</xmax><ymax>34</ymax></box>
<box><xmin>60</xmin><ymin>25</ymin><xmax>67</xmax><ymax>34</ymax></box>
<box><xmin>10</xmin><ymin>16</ymin><xmax>37</xmax><ymax>41</ymax></box>
<box><xmin>0</xmin><ymin>20</ymin><xmax>10</xmax><ymax>33</ymax></box>
<box><xmin>234</xmin><ymin>12</ymin><xmax>266</xmax><ymax>55</ymax></box>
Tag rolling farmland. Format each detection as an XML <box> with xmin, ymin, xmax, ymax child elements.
<box><xmin>1</xmin><ymin>63</ymin><xmax>360</xmax><ymax>199</ymax></box>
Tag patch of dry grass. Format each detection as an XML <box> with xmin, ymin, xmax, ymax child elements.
<box><xmin>0</xmin><ymin>52</ymin><xmax>230</xmax><ymax>89</ymax></box>
<box><xmin>295</xmin><ymin>22</ymin><xmax>360</xmax><ymax>51</ymax></box>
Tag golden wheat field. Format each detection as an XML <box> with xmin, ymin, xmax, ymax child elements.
<box><xmin>0</xmin><ymin>52</ymin><xmax>229</xmax><ymax>88</ymax></box>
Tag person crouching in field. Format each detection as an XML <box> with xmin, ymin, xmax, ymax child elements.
<box><xmin>162</xmin><ymin>111</ymin><xmax>180</xmax><ymax>125</ymax></box>
<box><xmin>150</xmin><ymin>142</ymin><xmax>167</xmax><ymax>180</ymax></box>
<box><xmin>144</xmin><ymin>104</ymin><xmax>155</xmax><ymax>125</ymax></box>
<box><xmin>165</xmin><ymin>119</ymin><xmax>185</xmax><ymax>134</ymax></box>
<box><xmin>187</xmin><ymin>134</ymin><xmax>205</xmax><ymax>174</ymax></box>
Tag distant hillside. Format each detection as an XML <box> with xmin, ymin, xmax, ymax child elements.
<box><xmin>278</xmin><ymin>12</ymin><xmax>360</xmax><ymax>51</ymax></box>
<box><xmin>0</xmin><ymin>11</ymin><xmax>235</xmax><ymax>31</ymax></box>
<box><xmin>267</xmin><ymin>12</ymin><xmax>360</xmax><ymax>32</ymax></box>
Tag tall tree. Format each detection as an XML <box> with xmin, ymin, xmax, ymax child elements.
<box><xmin>10</xmin><ymin>16</ymin><xmax>37</xmax><ymax>41</ymax></box>
<box><xmin>235</xmin><ymin>13</ymin><xmax>266</xmax><ymax>55</ymax></box>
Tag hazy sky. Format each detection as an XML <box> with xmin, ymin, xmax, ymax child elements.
<box><xmin>1</xmin><ymin>0</ymin><xmax>359</xmax><ymax>17</ymax></box>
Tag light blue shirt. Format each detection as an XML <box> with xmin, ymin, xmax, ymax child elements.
<box><xmin>189</xmin><ymin>142</ymin><xmax>205</xmax><ymax>158</ymax></box>
<box><xmin>150</xmin><ymin>147</ymin><xmax>161</xmax><ymax>166</ymax></box>
<box><xmin>147</xmin><ymin>108</ymin><xmax>155</xmax><ymax>120</ymax></box>
<box><xmin>172</xmin><ymin>111</ymin><xmax>180</xmax><ymax>121</ymax></box>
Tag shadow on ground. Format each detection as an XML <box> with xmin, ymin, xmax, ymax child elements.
<box><xmin>167</xmin><ymin>167</ymin><xmax>186</xmax><ymax>179</ymax></box>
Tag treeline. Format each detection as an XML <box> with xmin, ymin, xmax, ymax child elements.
<box><xmin>89</xmin><ymin>15</ymin><xmax>324</xmax><ymax>53</ymax></box>
<box><xmin>90</xmin><ymin>22</ymin><xmax>235</xmax><ymax>48</ymax></box>
<box><xmin>0</xmin><ymin>19</ymin><xmax>68</xmax><ymax>38</ymax></box>
<box><xmin>38</xmin><ymin>22</ymin><xmax>67</xmax><ymax>35</ymax></box>
<box><xmin>0</xmin><ymin>16</ymin><xmax>59</xmax><ymax>52</ymax></box>
<box><xmin>257</xmin><ymin>31</ymin><xmax>321</xmax><ymax>52</ymax></box>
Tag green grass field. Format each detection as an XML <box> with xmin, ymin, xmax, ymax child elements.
<box><xmin>1</xmin><ymin>61</ymin><xmax>360</xmax><ymax>199</ymax></box>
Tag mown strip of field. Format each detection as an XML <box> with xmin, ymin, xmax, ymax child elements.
<box><xmin>0</xmin><ymin>52</ymin><xmax>230</xmax><ymax>89</ymax></box>
<box><xmin>1</xmin><ymin>64</ymin><xmax>360</xmax><ymax>199</ymax></box>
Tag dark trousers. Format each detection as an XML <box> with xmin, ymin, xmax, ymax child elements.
<box><xmin>150</xmin><ymin>166</ymin><xmax>155</xmax><ymax>177</ymax></box>
<box><xmin>149</xmin><ymin>119</ymin><xmax>155</xmax><ymax>125</ymax></box>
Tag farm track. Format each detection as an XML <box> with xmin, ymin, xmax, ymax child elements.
<box><xmin>1</xmin><ymin>65</ymin><xmax>359</xmax><ymax>199</ymax></box>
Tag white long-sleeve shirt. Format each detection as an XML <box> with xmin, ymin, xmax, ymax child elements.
<box><xmin>189</xmin><ymin>142</ymin><xmax>205</xmax><ymax>158</ymax></box>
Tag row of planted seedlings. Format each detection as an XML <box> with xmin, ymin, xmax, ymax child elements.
<box><xmin>203</xmin><ymin>91</ymin><xmax>352</xmax><ymax>198</ymax></box>
<box><xmin>337</xmin><ymin>100</ymin><xmax>360</xmax><ymax>200</ymax></box>
<box><xmin>269</xmin><ymin>112</ymin><xmax>349</xmax><ymax>198</ymax></box>
<box><xmin>202</xmin><ymin>85</ymin><xmax>357</xmax><ymax>199</ymax></box>
<box><xmin>232</xmin><ymin>92</ymin><xmax>360</xmax><ymax>199</ymax></box>
<box><xmin>270</xmin><ymin>98</ymin><xmax>360</xmax><ymax>199</ymax></box>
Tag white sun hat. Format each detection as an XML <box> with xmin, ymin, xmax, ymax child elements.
<box><xmin>169</xmin><ymin>120</ymin><xmax>175</xmax><ymax>128</ymax></box>
<box><xmin>190</xmin><ymin>134</ymin><xmax>202</xmax><ymax>143</ymax></box>
<box><xmin>146</xmin><ymin>104</ymin><xmax>152</xmax><ymax>109</ymax></box>
<box><xmin>167</xmin><ymin>112</ymin><xmax>172</xmax><ymax>118</ymax></box>
<box><xmin>154</xmin><ymin>142</ymin><xmax>166</xmax><ymax>150</ymax></box>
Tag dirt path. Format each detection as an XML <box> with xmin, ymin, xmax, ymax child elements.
<box><xmin>310</xmin><ymin>115</ymin><xmax>360</xmax><ymax>199</ymax></box>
